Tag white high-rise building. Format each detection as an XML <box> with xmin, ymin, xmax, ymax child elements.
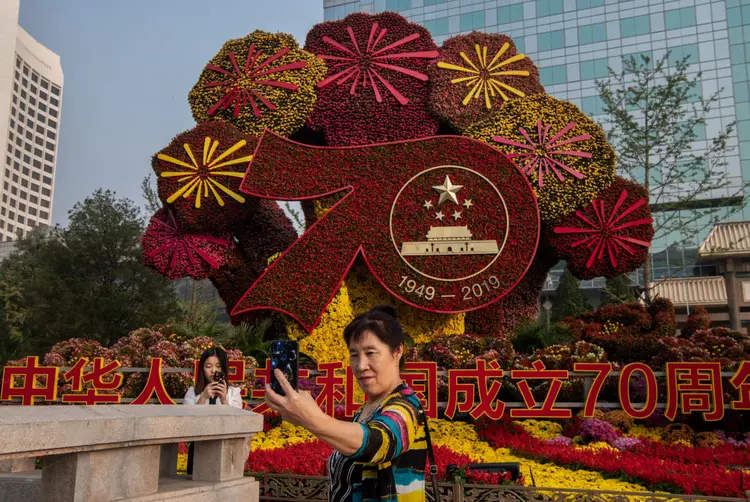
<box><xmin>0</xmin><ymin>0</ymin><xmax>62</xmax><ymax>241</ymax></box>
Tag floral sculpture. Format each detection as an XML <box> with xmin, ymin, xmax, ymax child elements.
<box><xmin>142</xmin><ymin>11</ymin><xmax>654</xmax><ymax>363</ymax></box>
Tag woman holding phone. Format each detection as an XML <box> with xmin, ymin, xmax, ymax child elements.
<box><xmin>184</xmin><ymin>347</ymin><xmax>243</xmax><ymax>407</ymax></box>
<box><xmin>265</xmin><ymin>306</ymin><xmax>430</xmax><ymax>502</ymax></box>
<box><xmin>184</xmin><ymin>347</ymin><xmax>243</xmax><ymax>475</ymax></box>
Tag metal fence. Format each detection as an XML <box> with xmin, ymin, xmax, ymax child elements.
<box><xmin>253</xmin><ymin>473</ymin><xmax>750</xmax><ymax>502</ymax></box>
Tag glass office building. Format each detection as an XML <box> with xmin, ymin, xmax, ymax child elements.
<box><xmin>323</xmin><ymin>0</ymin><xmax>750</xmax><ymax>293</ymax></box>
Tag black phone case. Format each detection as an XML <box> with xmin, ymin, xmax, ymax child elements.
<box><xmin>269</xmin><ymin>340</ymin><xmax>299</xmax><ymax>396</ymax></box>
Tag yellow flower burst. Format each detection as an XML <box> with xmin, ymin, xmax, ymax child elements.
<box><xmin>157</xmin><ymin>137</ymin><xmax>252</xmax><ymax>209</ymax></box>
<box><xmin>437</xmin><ymin>42</ymin><xmax>530</xmax><ymax>109</ymax></box>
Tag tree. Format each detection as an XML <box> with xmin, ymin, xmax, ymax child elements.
<box><xmin>597</xmin><ymin>52</ymin><xmax>743</xmax><ymax>299</ymax></box>
<box><xmin>601</xmin><ymin>275</ymin><xmax>637</xmax><ymax>306</ymax></box>
<box><xmin>140</xmin><ymin>173</ymin><xmax>162</xmax><ymax>214</ymax></box>
<box><xmin>0</xmin><ymin>190</ymin><xmax>179</xmax><ymax>355</ymax></box>
<box><xmin>551</xmin><ymin>268</ymin><xmax>591</xmax><ymax>323</ymax></box>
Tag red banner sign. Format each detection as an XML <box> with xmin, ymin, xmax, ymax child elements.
<box><xmin>2</xmin><ymin>358</ymin><xmax>749</xmax><ymax>422</ymax></box>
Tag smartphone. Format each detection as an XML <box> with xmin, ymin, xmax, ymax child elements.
<box><xmin>213</xmin><ymin>371</ymin><xmax>226</xmax><ymax>386</ymax></box>
<box><xmin>269</xmin><ymin>340</ymin><xmax>299</xmax><ymax>396</ymax></box>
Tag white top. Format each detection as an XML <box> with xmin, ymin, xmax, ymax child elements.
<box><xmin>183</xmin><ymin>385</ymin><xmax>244</xmax><ymax>409</ymax></box>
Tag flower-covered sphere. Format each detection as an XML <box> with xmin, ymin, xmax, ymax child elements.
<box><xmin>189</xmin><ymin>31</ymin><xmax>326</xmax><ymax>137</ymax></box>
<box><xmin>305</xmin><ymin>12</ymin><xmax>440</xmax><ymax>145</ymax></box>
<box><xmin>548</xmin><ymin>177</ymin><xmax>654</xmax><ymax>280</ymax></box>
<box><xmin>152</xmin><ymin>121</ymin><xmax>258</xmax><ymax>234</ymax></box>
<box><xmin>465</xmin><ymin>94</ymin><xmax>616</xmax><ymax>221</ymax></box>
<box><xmin>428</xmin><ymin>32</ymin><xmax>545</xmax><ymax>132</ymax></box>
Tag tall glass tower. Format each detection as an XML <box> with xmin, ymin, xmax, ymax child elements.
<box><xmin>323</xmin><ymin>0</ymin><xmax>749</xmax><ymax>294</ymax></box>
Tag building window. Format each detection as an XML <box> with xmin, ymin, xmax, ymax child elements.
<box><xmin>497</xmin><ymin>4</ymin><xmax>524</xmax><ymax>24</ymax></box>
<box><xmin>668</xmin><ymin>43</ymin><xmax>699</xmax><ymax>66</ymax></box>
<box><xmin>51</xmin><ymin>86</ymin><xmax>60</xmax><ymax>96</ymax></box>
<box><xmin>537</xmin><ymin>30</ymin><xmax>566</xmax><ymax>51</ymax></box>
<box><xmin>582</xmin><ymin>95</ymin><xmax>606</xmax><ymax>115</ymax></box>
<box><xmin>33</xmin><ymin>159</ymin><xmax>41</xmax><ymax>168</ymax></box>
<box><xmin>32</xmin><ymin>172</ymin><xmax>40</xmax><ymax>181</ymax></box>
<box><xmin>460</xmin><ymin>10</ymin><xmax>486</xmax><ymax>31</ymax></box>
<box><xmin>40</xmin><ymin>211</ymin><xmax>49</xmax><ymax>219</ymax></box>
<box><xmin>580</xmin><ymin>58</ymin><xmax>609</xmax><ymax>80</ymax></box>
<box><xmin>423</xmin><ymin>17</ymin><xmax>450</xmax><ymax>37</ymax></box>
<box><xmin>577</xmin><ymin>0</ymin><xmax>604</xmax><ymax>8</ymax></box>
<box><xmin>43</xmin><ymin>176</ymin><xmax>52</xmax><ymax>185</ymax></box>
<box><xmin>30</xmin><ymin>195</ymin><xmax>37</xmax><ymax>204</ymax></box>
<box><xmin>50</xmin><ymin>97</ymin><xmax>59</xmax><ymax>107</ymax></box>
<box><xmin>22</xmin><ymin>65</ymin><xmax>29</xmax><ymax>76</ymax></box>
<box><xmin>41</xmin><ymin>79</ymin><xmax>48</xmax><ymax>89</ymax></box>
<box><xmin>537</xmin><ymin>0</ymin><xmax>563</xmax><ymax>17</ymax></box>
<box><xmin>40</xmin><ymin>91</ymin><xmax>48</xmax><ymax>101</ymax></box>
<box><xmin>386</xmin><ymin>0</ymin><xmax>411</xmax><ymax>11</ymax></box>
<box><xmin>42</xmin><ymin>188</ymin><xmax>50</xmax><ymax>196</ymax></box>
<box><xmin>46</xmin><ymin>131</ymin><xmax>56</xmax><ymax>140</ymax></box>
<box><xmin>46</xmin><ymin>142</ymin><xmax>55</xmax><ymax>152</ymax></box>
<box><xmin>665</xmin><ymin>7</ymin><xmax>697</xmax><ymax>30</ymax></box>
<box><xmin>28</xmin><ymin>207</ymin><xmax>36</xmax><ymax>216</ymax></box>
<box><xmin>620</xmin><ymin>15</ymin><xmax>651</xmax><ymax>38</ymax></box>
<box><xmin>48</xmin><ymin>120</ymin><xmax>57</xmax><ymax>129</ymax></box>
<box><xmin>41</xmin><ymin>199</ymin><xmax>49</xmax><ymax>208</ymax></box>
<box><xmin>44</xmin><ymin>153</ymin><xmax>54</xmax><ymax>163</ymax></box>
<box><xmin>540</xmin><ymin>64</ymin><xmax>567</xmax><ymax>85</ymax></box>
<box><xmin>31</xmin><ymin>72</ymin><xmax>38</xmax><ymax>83</ymax></box>
<box><xmin>578</xmin><ymin>22</ymin><xmax>607</xmax><ymax>45</ymax></box>
<box><xmin>50</xmin><ymin>109</ymin><xmax>58</xmax><ymax>118</ymax></box>
<box><xmin>424</xmin><ymin>0</ymin><xmax>447</xmax><ymax>5</ymax></box>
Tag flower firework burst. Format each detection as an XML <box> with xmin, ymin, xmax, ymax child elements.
<box><xmin>494</xmin><ymin>120</ymin><xmax>591</xmax><ymax>188</ymax></box>
<box><xmin>142</xmin><ymin>208</ymin><xmax>233</xmax><ymax>280</ymax></box>
<box><xmin>554</xmin><ymin>190</ymin><xmax>652</xmax><ymax>269</ymax></box>
<box><xmin>317</xmin><ymin>20</ymin><xmax>439</xmax><ymax>105</ymax></box>
<box><xmin>205</xmin><ymin>45</ymin><xmax>307</xmax><ymax>118</ymax></box>
<box><xmin>437</xmin><ymin>42</ymin><xmax>531</xmax><ymax>109</ymax></box>
<box><xmin>157</xmin><ymin>136</ymin><xmax>252</xmax><ymax>209</ymax></box>
<box><xmin>549</xmin><ymin>178</ymin><xmax>654</xmax><ymax>279</ymax></box>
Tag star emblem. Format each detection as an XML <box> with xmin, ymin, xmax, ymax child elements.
<box><xmin>432</xmin><ymin>175</ymin><xmax>463</xmax><ymax>205</ymax></box>
<box><xmin>463</xmin><ymin>199</ymin><xmax>473</xmax><ymax>209</ymax></box>
<box><xmin>452</xmin><ymin>210</ymin><xmax>462</xmax><ymax>220</ymax></box>
<box><xmin>423</xmin><ymin>200</ymin><xmax>434</xmax><ymax>210</ymax></box>
<box><xmin>435</xmin><ymin>211</ymin><xmax>445</xmax><ymax>221</ymax></box>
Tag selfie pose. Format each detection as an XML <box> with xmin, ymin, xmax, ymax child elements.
<box><xmin>266</xmin><ymin>306</ymin><xmax>431</xmax><ymax>502</ymax></box>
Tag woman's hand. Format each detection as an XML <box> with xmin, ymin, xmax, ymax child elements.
<box><xmin>265</xmin><ymin>368</ymin><xmax>323</xmax><ymax>427</ymax></box>
<box><xmin>202</xmin><ymin>382</ymin><xmax>218</xmax><ymax>400</ymax></box>
<box><xmin>216</xmin><ymin>381</ymin><xmax>228</xmax><ymax>405</ymax></box>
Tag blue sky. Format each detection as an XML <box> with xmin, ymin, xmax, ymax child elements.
<box><xmin>19</xmin><ymin>0</ymin><xmax>322</xmax><ymax>225</ymax></box>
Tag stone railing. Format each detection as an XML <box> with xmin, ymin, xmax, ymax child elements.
<box><xmin>0</xmin><ymin>405</ymin><xmax>263</xmax><ymax>502</ymax></box>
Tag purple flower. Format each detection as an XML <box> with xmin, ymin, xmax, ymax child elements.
<box><xmin>545</xmin><ymin>436</ymin><xmax>573</xmax><ymax>447</ymax></box>
<box><xmin>611</xmin><ymin>437</ymin><xmax>642</xmax><ymax>451</ymax></box>
<box><xmin>579</xmin><ymin>418</ymin><xmax>618</xmax><ymax>443</ymax></box>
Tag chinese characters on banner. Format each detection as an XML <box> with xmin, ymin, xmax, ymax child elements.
<box><xmin>1</xmin><ymin>358</ymin><xmax>749</xmax><ymax>421</ymax></box>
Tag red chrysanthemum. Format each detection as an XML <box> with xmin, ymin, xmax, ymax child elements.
<box><xmin>141</xmin><ymin>208</ymin><xmax>234</xmax><ymax>280</ymax></box>
<box><xmin>152</xmin><ymin>121</ymin><xmax>259</xmax><ymax>233</ymax></box>
<box><xmin>428</xmin><ymin>32</ymin><xmax>545</xmax><ymax>132</ymax></box>
<box><xmin>305</xmin><ymin>11</ymin><xmax>440</xmax><ymax>145</ymax></box>
<box><xmin>548</xmin><ymin>177</ymin><xmax>654</xmax><ymax>280</ymax></box>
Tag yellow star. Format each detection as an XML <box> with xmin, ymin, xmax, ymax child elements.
<box><xmin>452</xmin><ymin>210</ymin><xmax>462</xmax><ymax>220</ymax></box>
<box><xmin>435</xmin><ymin>211</ymin><xmax>445</xmax><ymax>221</ymax></box>
<box><xmin>423</xmin><ymin>200</ymin><xmax>434</xmax><ymax>210</ymax></box>
<box><xmin>432</xmin><ymin>175</ymin><xmax>463</xmax><ymax>205</ymax></box>
<box><xmin>463</xmin><ymin>199</ymin><xmax>474</xmax><ymax>209</ymax></box>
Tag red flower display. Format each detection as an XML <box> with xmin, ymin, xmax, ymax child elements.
<box><xmin>233</xmin><ymin>131</ymin><xmax>539</xmax><ymax>331</ymax></box>
<box><xmin>549</xmin><ymin>177</ymin><xmax>654</xmax><ymax>280</ymax></box>
<box><xmin>152</xmin><ymin>121</ymin><xmax>259</xmax><ymax>234</ymax></box>
<box><xmin>305</xmin><ymin>12</ymin><xmax>440</xmax><ymax>145</ymax></box>
<box><xmin>141</xmin><ymin>208</ymin><xmax>234</xmax><ymax>280</ymax></box>
<box><xmin>428</xmin><ymin>32</ymin><xmax>544</xmax><ymax>131</ymax></box>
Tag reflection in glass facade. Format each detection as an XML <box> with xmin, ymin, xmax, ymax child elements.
<box><xmin>323</xmin><ymin>0</ymin><xmax>750</xmax><ymax>289</ymax></box>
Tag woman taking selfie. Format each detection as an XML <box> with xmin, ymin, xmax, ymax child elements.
<box><xmin>265</xmin><ymin>306</ymin><xmax>430</xmax><ymax>502</ymax></box>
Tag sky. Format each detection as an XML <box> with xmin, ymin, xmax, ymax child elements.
<box><xmin>19</xmin><ymin>0</ymin><xmax>322</xmax><ymax>225</ymax></box>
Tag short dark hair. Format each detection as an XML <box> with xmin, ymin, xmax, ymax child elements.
<box><xmin>195</xmin><ymin>347</ymin><xmax>229</xmax><ymax>394</ymax></box>
<box><xmin>343</xmin><ymin>305</ymin><xmax>405</xmax><ymax>366</ymax></box>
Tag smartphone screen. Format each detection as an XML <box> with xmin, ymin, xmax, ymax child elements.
<box><xmin>269</xmin><ymin>340</ymin><xmax>299</xmax><ymax>396</ymax></box>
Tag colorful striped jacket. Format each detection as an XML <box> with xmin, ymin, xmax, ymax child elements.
<box><xmin>328</xmin><ymin>383</ymin><xmax>427</xmax><ymax>502</ymax></box>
